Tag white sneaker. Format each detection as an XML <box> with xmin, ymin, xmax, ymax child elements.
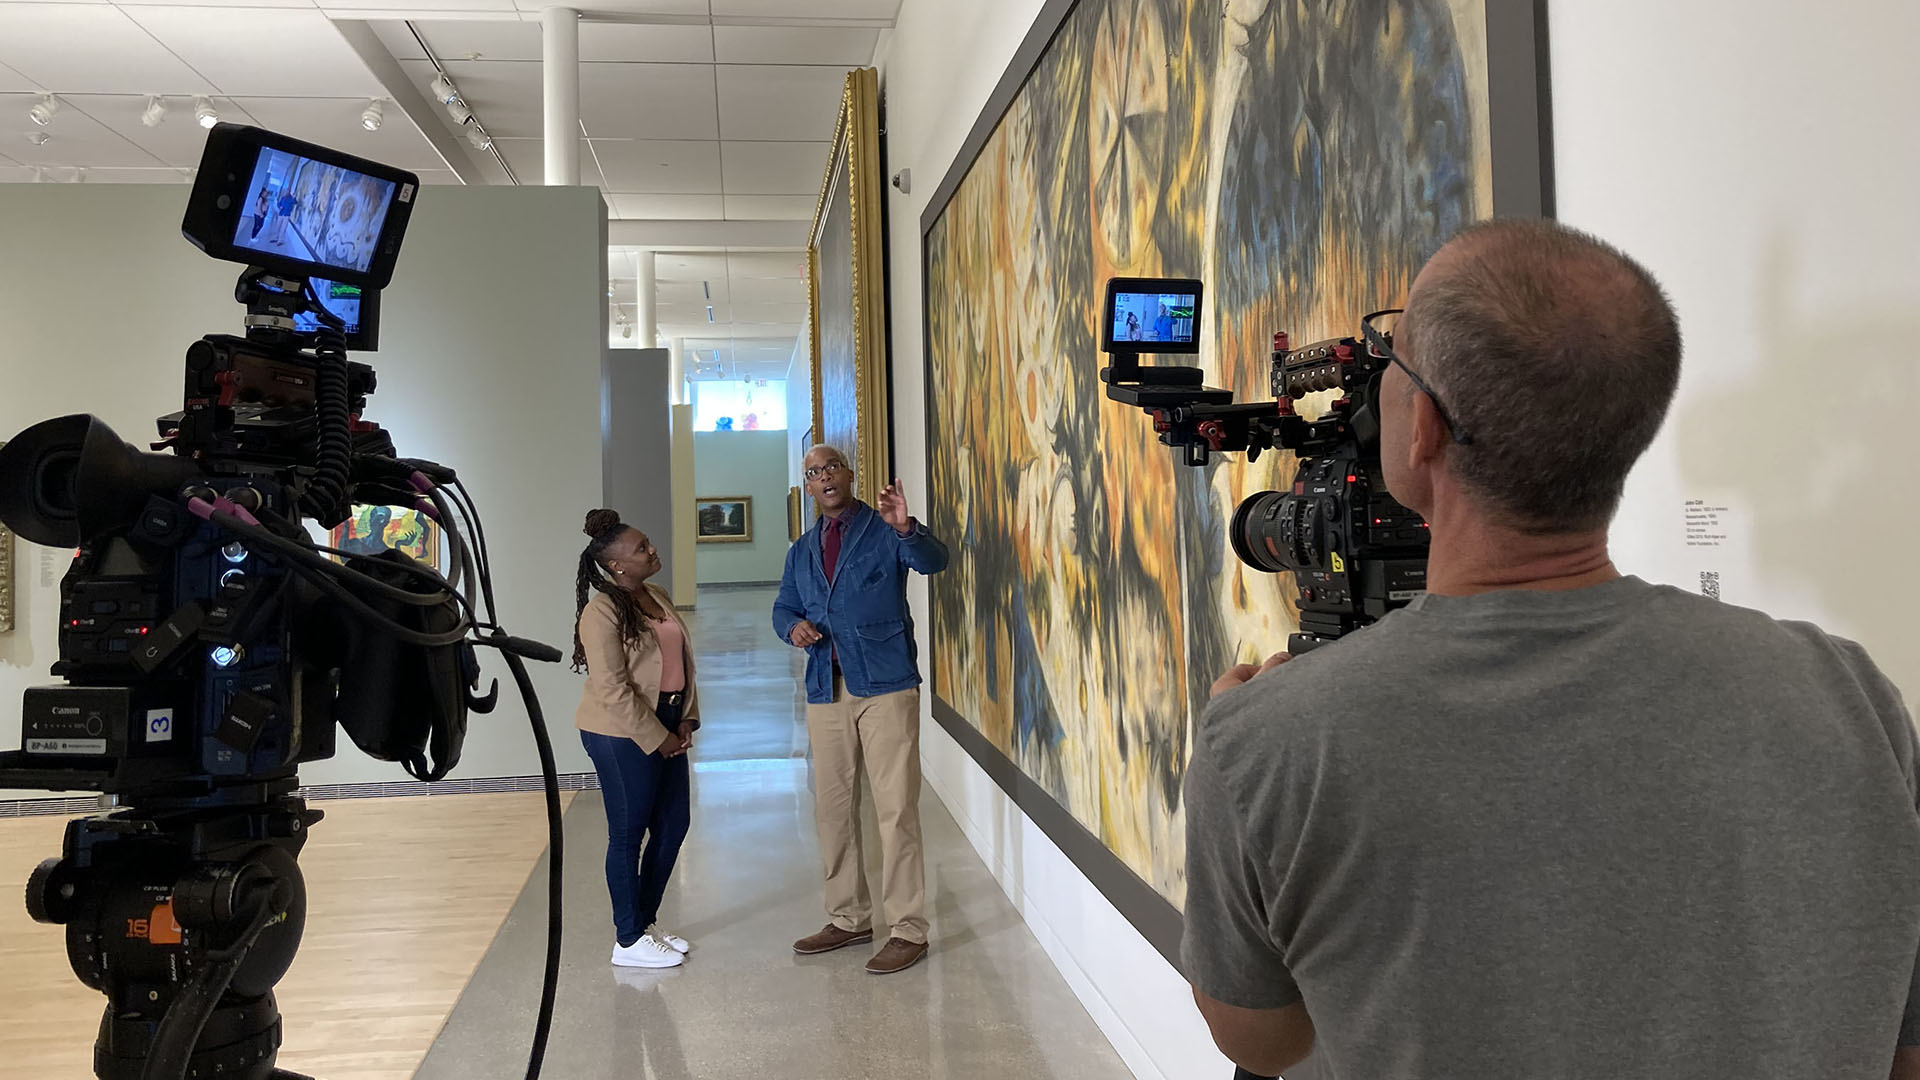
<box><xmin>612</xmin><ymin>935</ymin><xmax>684</xmax><ymax>969</ymax></box>
<box><xmin>648</xmin><ymin>925</ymin><xmax>691</xmax><ymax>954</ymax></box>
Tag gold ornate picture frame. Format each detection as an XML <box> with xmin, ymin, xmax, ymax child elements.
<box><xmin>695</xmin><ymin>496</ymin><xmax>753</xmax><ymax>544</ymax></box>
<box><xmin>808</xmin><ymin>66</ymin><xmax>891</xmax><ymax>503</ymax></box>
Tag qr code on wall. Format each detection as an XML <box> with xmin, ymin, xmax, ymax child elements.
<box><xmin>1700</xmin><ymin>570</ymin><xmax>1721</xmax><ymax>601</ymax></box>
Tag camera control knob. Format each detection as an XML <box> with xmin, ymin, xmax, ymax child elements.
<box><xmin>26</xmin><ymin>858</ymin><xmax>79</xmax><ymax>925</ymax></box>
<box><xmin>84</xmin><ymin>713</ymin><xmax>104</xmax><ymax>737</ymax></box>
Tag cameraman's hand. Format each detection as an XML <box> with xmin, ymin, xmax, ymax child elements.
<box><xmin>789</xmin><ymin>620</ymin><xmax>824</xmax><ymax>648</ymax></box>
<box><xmin>1210</xmin><ymin>652</ymin><xmax>1292</xmax><ymax>698</ymax></box>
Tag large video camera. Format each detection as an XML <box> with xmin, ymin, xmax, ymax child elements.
<box><xmin>1100</xmin><ymin>278</ymin><xmax>1428</xmax><ymax>653</ymax></box>
<box><xmin>0</xmin><ymin>126</ymin><xmax>561</xmax><ymax>1080</ymax></box>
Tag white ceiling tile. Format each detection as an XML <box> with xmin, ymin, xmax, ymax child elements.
<box><xmin>727</xmin><ymin>275</ymin><xmax>806</xmax><ymax>304</ymax></box>
<box><xmin>580</xmin><ymin>63</ymin><xmax>717</xmax><ymax>140</ymax></box>
<box><xmin>710</xmin><ymin>0</ymin><xmax>900</xmax><ymax>18</ymax></box>
<box><xmin>62</xmin><ymin>94</ymin><xmax>261</xmax><ymax>169</ymax></box>
<box><xmin>491</xmin><ymin>136</ymin><xmax>604</xmax><ymax>186</ymax></box>
<box><xmin>591</xmin><ymin>138</ymin><xmax>719</xmax><ymax>193</ymax></box>
<box><xmin>720</xmin><ymin>139</ymin><xmax>825</xmax><ymax>195</ymax></box>
<box><xmin>607</xmin><ymin>192</ymin><xmax>724</xmax><ymax>219</ymax></box>
<box><xmin>716</xmin><ymin>65</ymin><xmax>845</xmax><ymax>141</ymax></box>
<box><xmin>581</xmin><ymin>23</ymin><xmax>714</xmax><ymax>63</ymax></box>
<box><xmin>366</xmin><ymin>19</ymin><xmax>429</xmax><ymax>59</ymax></box>
<box><xmin>724</xmin><ymin>194</ymin><xmax>814</xmax><ymax>220</ymax></box>
<box><xmin>0</xmin><ymin>61</ymin><xmax>38</xmax><ymax>94</ymax></box>
<box><xmin>656</xmin><ymin>252</ymin><xmax>729</xmax><ymax>279</ymax></box>
<box><xmin>325</xmin><ymin>0</ymin><xmax>515</xmax><ymax>11</ymax></box>
<box><xmin>0</xmin><ymin>165</ymin><xmax>33</xmax><ymax>182</ymax></box>
<box><xmin>402</xmin><ymin>58</ymin><xmax>544</xmax><ymax>138</ymax></box>
<box><xmin>321</xmin><ymin>6</ymin><xmax>519</xmax><ymax>17</ymax></box>
<box><xmin>115</xmin><ymin>0</ymin><xmax>314</xmax><ymax>7</ymax></box>
<box><xmin>72</xmin><ymin>166</ymin><xmax>195</xmax><ymax>182</ymax></box>
<box><xmin>0</xmin><ymin>93</ymin><xmax>170</xmax><ymax>167</ymax></box>
<box><xmin>713</xmin><ymin>26</ymin><xmax>878</xmax><ymax>66</ymax></box>
<box><xmin>519</xmin><ymin>0</ymin><xmax>706</xmax><ymax>13</ymax></box>
<box><xmin>0</xmin><ymin>6</ymin><xmax>217</xmax><ymax>95</ymax></box>
<box><xmin>417</xmin><ymin>167</ymin><xmax>464</xmax><ymax>184</ymax></box>
<box><xmin>415</xmin><ymin>19</ymin><xmax>542</xmax><ymax>61</ymax></box>
<box><xmin>726</xmin><ymin>250</ymin><xmax>807</xmax><ymax>278</ymax></box>
<box><xmin>122</xmin><ymin>8</ymin><xmax>383</xmax><ymax>97</ymax></box>
<box><xmin>231</xmin><ymin>97</ymin><xmax>448</xmax><ymax>171</ymax></box>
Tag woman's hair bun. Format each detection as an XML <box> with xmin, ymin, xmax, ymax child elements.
<box><xmin>583</xmin><ymin>508</ymin><xmax>624</xmax><ymax>538</ymax></box>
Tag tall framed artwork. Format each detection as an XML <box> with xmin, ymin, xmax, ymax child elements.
<box><xmin>920</xmin><ymin>0</ymin><xmax>1553</xmax><ymax>975</ymax></box>
<box><xmin>809</xmin><ymin>66</ymin><xmax>892</xmax><ymax>502</ymax></box>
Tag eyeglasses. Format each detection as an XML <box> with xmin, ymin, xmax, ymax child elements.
<box><xmin>804</xmin><ymin>460</ymin><xmax>849</xmax><ymax>481</ymax></box>
<box><xmin>1361</xmin><ymin>309</ymin><xmax>1473</xmax><ymax>447</ymax></box>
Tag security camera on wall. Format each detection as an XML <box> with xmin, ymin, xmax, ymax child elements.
<box><xmin>891</xmin><ymin>168</ymin><xmax>910</xmax><ymax>194</ymax></box>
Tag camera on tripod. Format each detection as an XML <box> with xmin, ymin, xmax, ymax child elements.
<box><xmin>1100</xmin><ymin>277</ymin><xmax>1429</xmax><ymax>653</ymax></box>
<box><xmin>0</xmin><ymin>124</ymin><xmax>557</xmax><ymax>1080</ymax></box>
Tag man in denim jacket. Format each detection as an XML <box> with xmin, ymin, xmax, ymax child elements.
<box><xmin>774</xmin><ymin>444</ymin><xmax>949</xmax><ymax>975</ymax></box>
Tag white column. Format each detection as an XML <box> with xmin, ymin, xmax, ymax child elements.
<box><xmin>636</xmin><ymin>249</ymin><xmax>658</xmax><ymax>348</ymax></box>
<box><xmin>668</xmin><ymin>336</ymin><xmax>685</xmax><ymax>404</ymax></box>
<box><xmin>542</xmin><ymin>7</ymin><xmax>580</xmax><ymax>186</ymax></box>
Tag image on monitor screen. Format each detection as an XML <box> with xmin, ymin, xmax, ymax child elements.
<box><xmin>1110</xmin><ymin>291</ymin><xmax>1198</xmax><ymax>345</ymax></box>
<box><xmin>232</xmin><ymin>149</ymin><xmax>397</xmax><ymax>276</ymax></box>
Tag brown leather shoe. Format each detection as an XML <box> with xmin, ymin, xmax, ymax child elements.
<box><xmin>792</xmin><ymin>924</ymin><xmax>873</xmax><ymax>955</ymax></box>
<box><xmin>864</xmin><ymin>937</ymin><xmax>928</xmax><ymax>975</ymax></box>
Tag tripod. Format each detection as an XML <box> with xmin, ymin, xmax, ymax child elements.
<box><xmin>25</xmin><ymin>780</ymin><xmax>321</xmax><ymax>1080</ymax></box>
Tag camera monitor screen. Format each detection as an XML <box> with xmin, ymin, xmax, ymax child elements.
<box><xmin>293</xmin><ymin>278</ymin><xmax>381</xmax><ymax>351</ymax></box>
<box><xmin>1102</xmin><ymin>278</ymin><xmax>1203</xmax><ymax>354</ymax></box>
<box><xmin>183</xmin><ymin>124</ymin><xmax>417</xmax><ymax>290</ymax></box>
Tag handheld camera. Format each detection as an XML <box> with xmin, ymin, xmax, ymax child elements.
<box><xmin>0</xmin><ymin>125</ymin><xmax>561</xmax><ymax>1080</ymax></box>
<box><xmin>1100</xmin><ymin>278</ymin><xmax>1429</xmax><ymax>653</ymax></box>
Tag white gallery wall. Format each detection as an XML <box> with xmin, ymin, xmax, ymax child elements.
<box><xmin>878</xmin><ymin>0</ymin><xmax>1920</xmax><ymax>1077</ymax></box>
<box><xmin>0</xmin><ymin>183</ymin><xmax>609</xmax><ymax>799</ymax></box>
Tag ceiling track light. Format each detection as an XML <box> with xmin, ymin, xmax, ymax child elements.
<box><xmin>29</xmin><ymin>93</ymin><xmax>57</xmax><ymax>127</ymax></box>
<box><xmin>446</xmin><ymin>97</ymin><xmax>472</xmax><ymax>125</ymax></box>
<box><xmin>465</xmin><ymin>123</ymin><xmax>491</xmax><ymax>151</ymax></box>
<box><xmin>430</xmin><ymin>72</ymin><xmax>459</xmax><ymax>105</ymax></box>
<box><xmin>361</xmin><ymin>98</ymin><xmax>384</xmax><ymax>132</ymax></box>
<box><xmin>194</xmin><ymin>96</ymin><xmax>219</xmax><ymax>129</ymax></box>
<box><xmin>140</xmin><ymin>95</ymin><xmax>166</xmax><ymax>129</ymax></box>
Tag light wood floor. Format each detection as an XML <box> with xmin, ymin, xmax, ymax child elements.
<box><xmin>0</xmin><ymin>791</ymin><xmax>568</xmax><ymax>1079</ymax></box>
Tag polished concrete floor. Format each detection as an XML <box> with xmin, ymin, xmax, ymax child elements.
<box><xmin>415</xmin><ymin>586</ymin><xmax>1128</xmax><ymax>1079</ymax></box>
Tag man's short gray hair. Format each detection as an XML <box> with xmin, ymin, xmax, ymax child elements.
<box><xmin>804</xmin><ymin>444</ymin><xmax>852</xmax><ymax>471</ymax></box>
<box><xmin>1403</xmin><ymin>218</ymin><xmax>1682</xmax><ymax>534</ymax></box>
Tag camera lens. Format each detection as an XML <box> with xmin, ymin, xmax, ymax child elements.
<box><xmin>1231</xmin><ymin>490</ymin><xmax>1331</xmax><ymax>574</ymax></box>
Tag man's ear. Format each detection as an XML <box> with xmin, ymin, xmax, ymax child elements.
<box><xmin>1406</xmin><ymin>389</ymin><xmax>1449</xmax><ymax>471</ymax></box>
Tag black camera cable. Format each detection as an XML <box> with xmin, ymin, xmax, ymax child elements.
<box><xmin>203</xmin><ymin>484</ymin><xmax>564</xmax><ymax>1080</ymax></box>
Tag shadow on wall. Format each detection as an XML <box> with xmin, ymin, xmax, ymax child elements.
<box><xmin>1673</xmin><ymin>229</ymin><xmax>1920</xmax><ymax>702</ymax></box>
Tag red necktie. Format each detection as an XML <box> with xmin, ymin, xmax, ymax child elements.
<box><xmin>823</xmin><ymin>516</ymin><xmax>844</xmax><ymax>582</ymax></box>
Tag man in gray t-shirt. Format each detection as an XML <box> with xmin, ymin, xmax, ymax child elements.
<box><xmin>1181</xmin><ymin>221</ymin><xmax>1920</xmax><ymax>1080</ymax></box>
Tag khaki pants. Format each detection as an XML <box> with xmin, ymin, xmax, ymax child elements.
<box><xmin>807</xmin><ymin>676</ymin><xmax>926</xmax><ymax>945</ymax></box>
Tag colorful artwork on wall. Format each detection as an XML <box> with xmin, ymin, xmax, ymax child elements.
<box><xmin>921</xmin><ymin>0</ymin><xmax>1549</xmax><ymax>931</ymax></box>
<box><xmin>328</xmin><ymin>505</ymin><xmax>440</xmax><ymax>568</ymax></box>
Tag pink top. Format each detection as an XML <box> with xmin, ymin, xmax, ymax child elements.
<box><xmin>652</xmin><ymin>615</ymin><xmax>687</xmax><ymax>694</ymax></box>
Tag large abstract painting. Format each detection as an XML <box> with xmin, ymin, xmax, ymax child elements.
<box><xmin>923</xmin><ymin>0</ymin><xmax>1548</xmax><ymax>921</ymax></box>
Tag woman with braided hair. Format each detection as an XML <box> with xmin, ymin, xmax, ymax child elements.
<box><xmin>572</xmin><ymin>508</ymin><xmax>699</xmax><ymax>969</ymax></box>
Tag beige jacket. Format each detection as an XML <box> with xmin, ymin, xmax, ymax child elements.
<box><xmin>573</xmin><ymin>584</ymin><xmax>700</xmax><ymax>754</ymax></box>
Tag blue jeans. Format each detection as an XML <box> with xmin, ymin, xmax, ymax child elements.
<box><xmin>581</xmin><ymin>730</ymin><xmax>691</xmax><ymax>947</ymax></box>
